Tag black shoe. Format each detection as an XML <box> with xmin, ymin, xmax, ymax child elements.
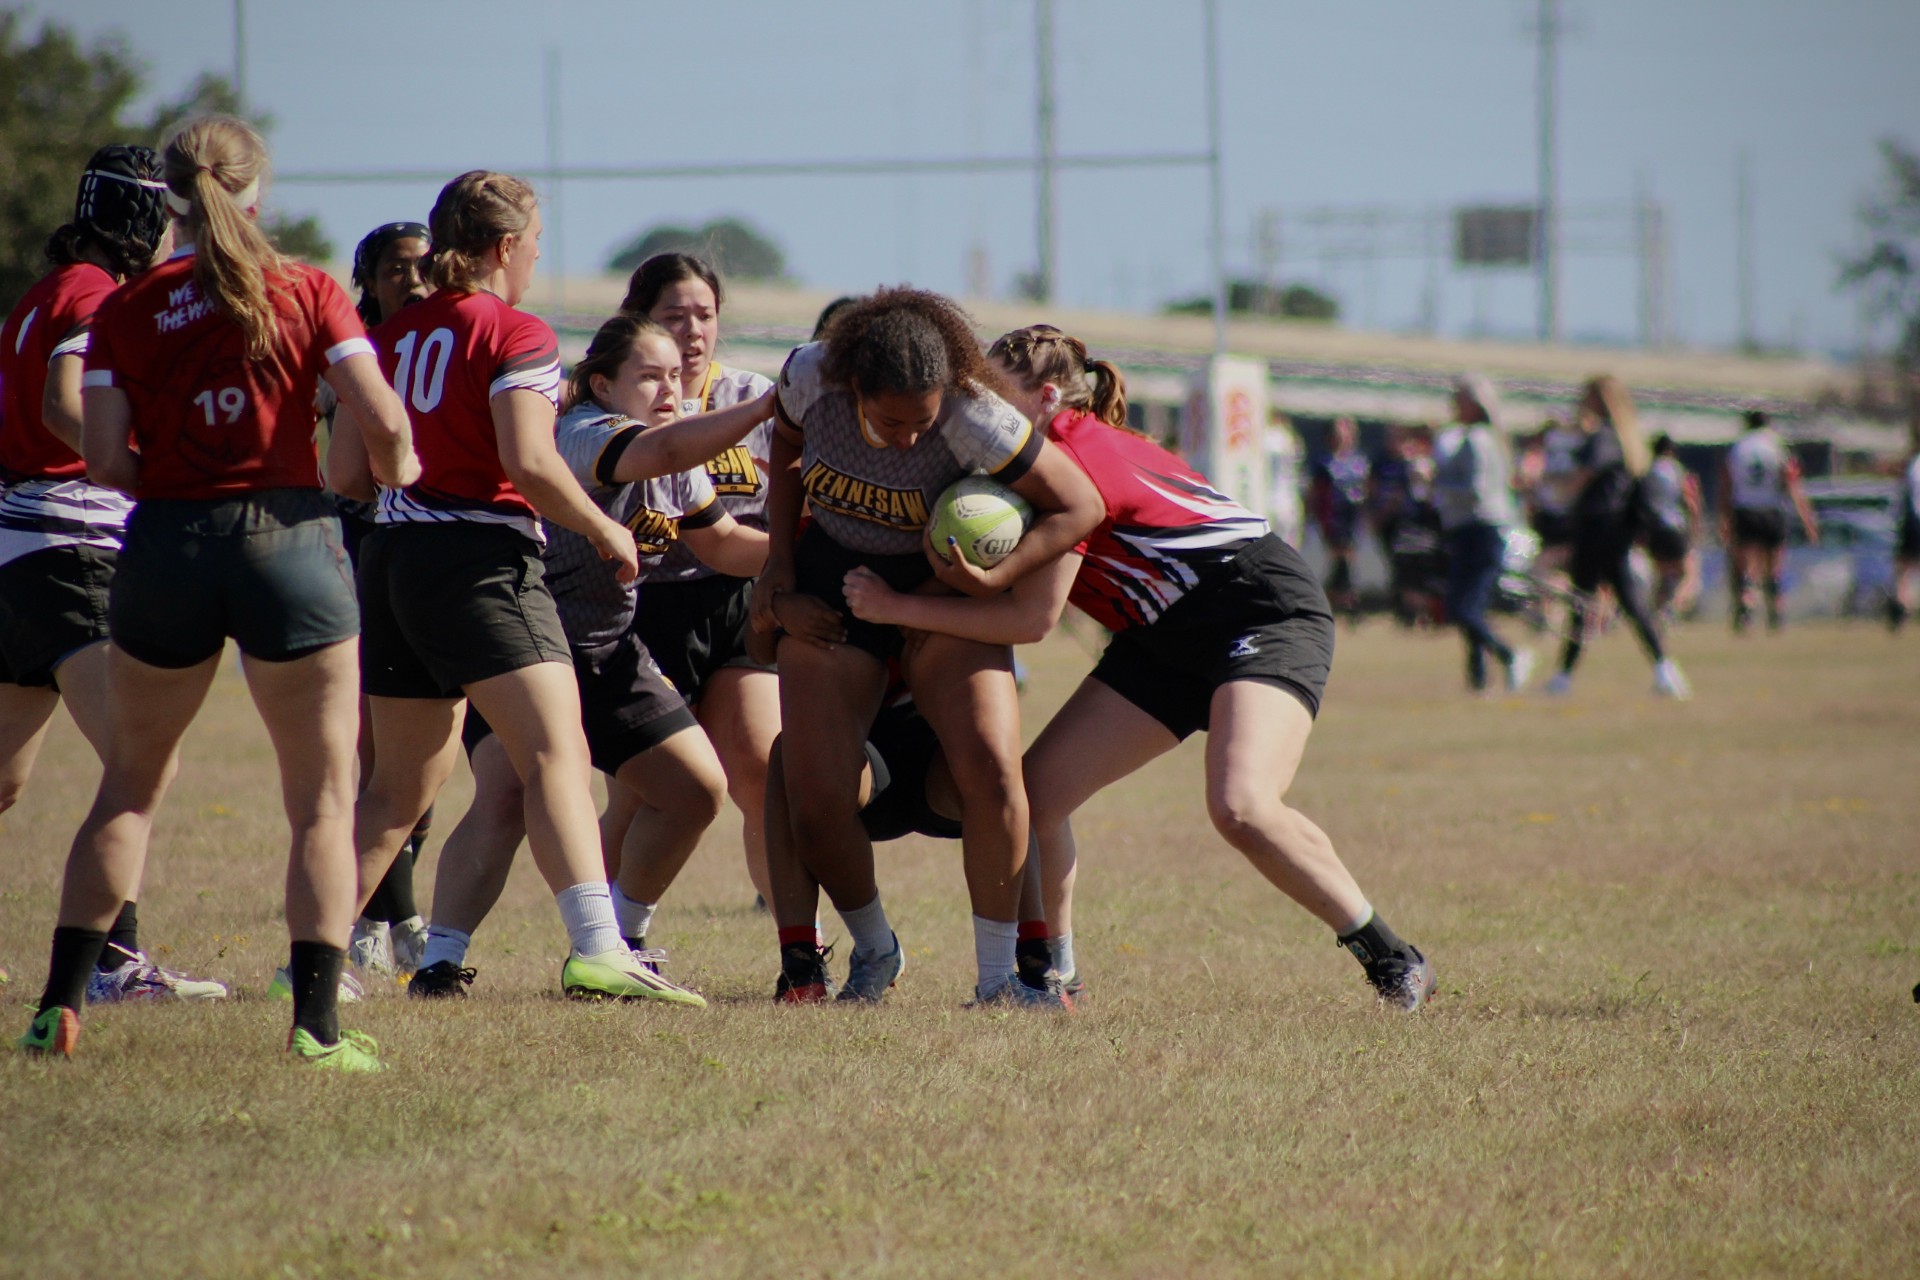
<box><xmin>1361</xmin><ymin>946</ymin><xmax>1435</xmax><ymax>1012</ymax></box>
<box><xmin>407</xmin><ymin>960</ymin><xmax>476</xmax><ymax>999</ymax></box>
<box><xmin>1014</xmin><ymin>936</ymin><xmax>1053</xmax><ymax>991</ymax></box>
<box><xmin>773</xmin><ymin>942</ymin><xmax>837</xmax><ymax>1004</ymax></box>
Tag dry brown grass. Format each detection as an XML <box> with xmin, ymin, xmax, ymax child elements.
<box><xmin>2</xmin><ymin>621</ymin><xmax>1916</xmax><ymax>1279</ymax></box>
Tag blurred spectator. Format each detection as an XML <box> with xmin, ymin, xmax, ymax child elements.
<box><xmin>1892</xmin><ymin>426</ymin><xmax>1920</xmax><ymax>632</ymax></box>
<box><xmin>1720</xmin><ymin>409</ymin><xmax>1819</xmax><ymax>632</ymax></box>
<box><xmin>1642</xmin><ymin>432</ymin><xmax>1703</xmax><ymax>620</ymax></box>
<box><xmin>1546</xmin><ymin>375</ymin><xmax>1688</xmax><ymax>700</ymax></box>
<box><xmin>1370</xmin><ymin>425</ymin><xmax>1444</xmax><ymax>626</ymax></box>
<box><xmin>1434</xmin><ymin>375</ymin><xmax>1532</xmax><ymax>693</ymax></box>
<box><xmin>1309</xmin><ymin>416</ymin><xmax>1369</xmax><ymax>622</ymax></box>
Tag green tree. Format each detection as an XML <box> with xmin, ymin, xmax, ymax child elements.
<box><xmin>1164</xmin><ymin>278</ymin><xmax>1340</xmax><ymax>322</ymax></box>
<box><xmin>140</xmin><ymin>71</ymin><xmax>333</xmax><ymax>264</ymax></box>
<box><xmin>0</xmin><ymin>15</ymin><xmax>143</xmax><ymax>308</ymax></box>
<box><xmin>0</xmin><ymin>22</ymin><xmax>332</xmax><ymax>313</ymax></box>
<box><xmin>606</xmin><ymin>216</ymin><xmax>787</xmax><ymax>281</ymax></box>
<box><xmin>1840</xmin><ymin>139</ymin><xmax>1920</xmax><ymax>377</ymax></box>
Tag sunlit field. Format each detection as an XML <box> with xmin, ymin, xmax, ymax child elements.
<box><xmin>2</xmin><ymin>620</ymin><xmax>1916</xmax><ymax>1278</ymax></box>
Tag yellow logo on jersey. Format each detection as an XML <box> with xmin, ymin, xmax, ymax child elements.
<box><xmin>802</xmin><ymin>460</ymin><xmax>929</xmax><ymax>532</ymax></box>
<box><xmin>624</xmin><ymin>505</ymin><xmax>682</xmax><ymax>556</ymax></box>
<box><xmin>705</xmin><ymin>445</ymin><xmax>761</xmax><ymax>496</ymax></box>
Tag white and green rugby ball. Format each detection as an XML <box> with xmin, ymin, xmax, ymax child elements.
<box><xmin>928</xmin><ymin>476</ymin><xmax>1033</xmax><ymax>569</ymax></box>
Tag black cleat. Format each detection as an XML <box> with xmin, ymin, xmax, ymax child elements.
<box><xmin>407</xmin><ymin>960</ymin><xmax>475</xmax><ymax>999</ymax></box>
<box><xmin>1361</xmin><ymin>946</ymin><xmax>1435</xmax><ymax>1013</ymax></box>
<box><xmin>773</xmin><ymin>942</ymin><xmax>837</xmax><ymax>1004</ymax></box>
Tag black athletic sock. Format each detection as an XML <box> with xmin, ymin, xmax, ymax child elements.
<box><xmin>621</xmin><ymin>935</ymin><xmax>647</xmax><ymax>953</ymax></box>
<box><xmin>1014</xmin><ymin>935</ymin><xmax>1052</xmax><ymax>988</ymax></box>
<box><xmin>1336</xmin><ymin>912</ymin><xmax>1410</xmax><ymax>967</ymax></box>
<box><xmin>101</xmin><ymin>901</ymin><xmax>139</xmax><ymax>968</ymax></box>
<box><xmin>40</xmin><ymin>926</ymin><xmax>109</xmax><ymax>1014</ymax></box>
<box><xmin>288</xmin><ymin>940</ymin><xmax>345</xmax><ymax>1045</ymax></box>
<box><xmin>364</xmin><ymin>833</ymin><xmax>422</xmax><ymax>925</ymax></box>
<box><xmin>1763</xmin><ymin>577</ymin><xmax>1782</xmax><ymax>627</ymax></box>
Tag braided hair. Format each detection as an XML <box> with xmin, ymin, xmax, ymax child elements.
<box><xmin>987</xmin><ymin>324</ymin><xmax>1131</xmax><ymax>431</ymax></box>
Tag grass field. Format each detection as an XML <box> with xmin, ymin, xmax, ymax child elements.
<box><xmin>2</xmin><ymin>621</ymin><xmax>1916</xmax><ymax>1278</ymax></box>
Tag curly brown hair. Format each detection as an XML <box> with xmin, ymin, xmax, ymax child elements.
<box><xmin>818</xmin><ymin>286</ymin><xmax>1011</xmax><ymax>401</ymax></box>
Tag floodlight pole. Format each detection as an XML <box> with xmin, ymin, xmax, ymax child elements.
<box><xmin>233</xmin><ymin>0</ymin><xmax>248</xmax><ymax>106</ymax></box>
<box><xmin>545</xmin><ymin>48</ymin><xmax>564</xmax><ymax>316</ymax></box>
<box><xmin>1034</xmin><ymin>0</ymin><xmax>1057</xmax><ymax>304</ymax></box>
<box><xmin>1534</xmin><ymin>0</ymin><xmax>1560</xmax><ymax>344</ymax></box>
<box><xmin>1203</xmin><ymin>0</ymin><xmax>1228</xmax><ymax>354</ymax></box>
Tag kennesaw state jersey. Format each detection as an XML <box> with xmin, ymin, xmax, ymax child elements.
<box><xmin>0</xmin><ymin>262</ymin><xmax>133</xmax><ymax>566</ymax></box>
<box><xmin>1045</xmin><ymin>408</ymin><xmax>1270</xmax><ymax>632</ymax></box>
<box><xmin>775</xmin><ymin>342</ymin><xmax>1039</xmax><ymax>556</ymax></box>
<box><xmin>368</xmin><ymin>290</ymin><xmax>561</xmax><ymax>537</ymax></box>
<box><xmin>83</xmin><ymin>249</ymin><xmax>370</xmax><ymax>500</ymax></box>
<box><xmin>547</xmin><ymin>404</ymin><xmax>722</xmax><ymax>650</ymax></box>
<box><xmin>1726</xmin><ymin>428</ymin><xmax>1792</xmax><ymax>513</ymax></box>
<box><xmin>650</xmin><ymin>360</ymin><xmax>774</xmax><ymax>583</ymax></box>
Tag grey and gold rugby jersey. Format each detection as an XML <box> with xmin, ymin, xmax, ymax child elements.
<box><xmin>649</xmin><ymin>361</ymin><xmax>775</xmax><ymax>584</ymax></box>
<box><xmin>545</xmin><ymin>404</ymin><xmax>723</xmax><ymax>651</ymax></box>
<box><xmin>774</xmin><ymin>341</ymin><xmax>1039</xmax><ymax>556</ymax></box>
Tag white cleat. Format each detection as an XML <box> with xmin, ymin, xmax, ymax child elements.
<box><xmin>1505</xmin><ymin>648</ymin><xmax>1536</xmax><ymax>694</ymax></box>
<box><xmin>1652</xmin><ymin>658</ymin><xmax>1693</xmax><ymax>701</ymax></box>
<box><xmin>349</xmin><ymin>918</ymin><xmax>396</xmax><ymax>978</ymax></box>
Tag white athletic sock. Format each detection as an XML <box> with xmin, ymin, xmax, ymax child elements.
<box><xmin>418</xmin><ymin>925</ymin><xmax>471</xmax><ymax>971</ymax></box>
<box><xmin>838</xmin><ymin>894</ymin><xmax>894</xmax><ymax>958</ymax></box>
<box><xmin>555</xmin><ymin>882</ymin><xmax>624</xmax><ymax>958</ymax></box>
<box><xmin>1049</xmin><ymin>931</ymin><xmax>1076</xmax><ymax>978</ymax></box>
<box><xmin>973</xmin><ymin>915</ymin><xmax>1018</xmax><ymax>987</ymax></box>
<box><xmin>611</xmin><ymin>883</ymin><xmax>657</xmax><ymax>942</ymax></box>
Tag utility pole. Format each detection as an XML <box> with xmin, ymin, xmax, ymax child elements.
<box><xmin>1203</xmin><ymin>0</ymin><xmax>1228</xmax><ymax>353</ymax></box>
<box><xmin>233</xmin><ymin>0</ymin><xmax>248</xmax><ymax>106</ymax></box>
<box><xmin>1034</xmin><ymin>0</ymin><xmax>1057</xmax><ymax>304</ymax></box>
<box><xmin>1533</xmin><ymin>0</ymin><xmax>1560</xmax><ymax>344</ymax></box>
<box><xmin>545</xmin><ymin>48</ymin><xmax>564</xmax><ymax>316</ymax></box>
<box><xmin>1636</xmin><ymin>175</ymin><xmax>1669</xmax><ymax>350</ymax></box>
<box><xmin>1736</xmin><ymin>150</ymin><xmax>1756</xmax><ymax>351</ymax></box>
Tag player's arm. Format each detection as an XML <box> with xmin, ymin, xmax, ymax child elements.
<box><xmin>844</xmin><ymin>552</ymin><xmax>1080</xmax><ymax>645</ymax></box>
<box><xmin>1785</xmin><ymin>457</ymin><xmax>1819</xmax><ymax>545</ymax></box>
<box><xmin>325</xmin><ymin>399</ymin><xmax>376</xmax><ymax>501</ymax></box>
<box><xmin>42</xmin><ymin>355</ymin><xmax>86</xmax><ymax>452</ymax></box>
<box><xmin>495</xmin><ymin>389</ymin><xmax>639</xmax><ymax>583</ymax></box>
<box><xmin>749</xmin><ymin>416</ymin><xmax>804</xmax><ymax>635</ymax></box>
<box><xmin>927</xmin><ymin>439</ymin><xmax>1102</xmax><ymax>598</ymax></box>
<box><xmin>79</xmin><ymin>381</ymin><xmax>139</xmax><ymax>495</ymax></box>
<box><xmin>609</xmin><ymin>390</ymin><xmax>775</xmax><ymax>484</ymax></box>
<box><xmin>683</xmin><ymin>509</ymin><xmax>769</xmax><ymax>579</ymax></box>
<box><xmin>326</xmin><ymin>352</ymin><xmax>418</xmax><ymax>491</ymax></box>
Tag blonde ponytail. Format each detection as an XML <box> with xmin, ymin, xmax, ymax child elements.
<box><xmin>163</xmin><ymin>116</ymin><xmax>287</xmax><ymax>360</ymax></box>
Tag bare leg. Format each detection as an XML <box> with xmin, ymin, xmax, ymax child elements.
<box><xmin>0</xmin><ymin>685</ymin><xmax>58</xmax><ymax>814</ymax></box>
<box><xmin>240</xmin><ymin>641</ymin><xmax>361</xmax><ymax>946</ymax></box>
<box><xmin>904</xmin><ymin>633</ymin><xmax>1027</xmax><ymax>923</ymax></box>
<box><xmin>695</xmin><ymin>666</ymin><xmax>780</xmax><ymax>903</ymax></box>
<box><xmin>1023</xmin><ymin>678</ymin><xmax>1181</xmax><ymax>940</ymax></box>
<box><xmin>463</xmin><ymin>662</ymin><xmax>603</xmax><ymax>896</ymax></box>
<box><xmin>773</xmin><ymin>637</ymin><xmax>886</xmax><ymax>913</ymax></box>
<box><xmin>1203</xmin><ymin>681</ymin><xmax>1367</xmax><ymax>931</ymax></box>
<box><xmin>607</xmin><ymin>726</ymin><xmax>727</xmax><ymax>905</ymax></box>
<box><xmin>56</xmin><ymin>649</ymin><xmax>214</xmax><ymax>930</ymax></box>
<box><xmin>354</xmin><ymin>695</ymin><xmax>464</xmax><ymax>913</ymax></box>
<box><xmin>427</xmin><ymin>733</ymin><xmax>525</xmax><ymax>936</ymax></box>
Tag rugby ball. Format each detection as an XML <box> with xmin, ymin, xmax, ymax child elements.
<box><xmin>929</xmin><ymin>477</ymin><xmax>1032</xmax><ymax>569</ymax></box>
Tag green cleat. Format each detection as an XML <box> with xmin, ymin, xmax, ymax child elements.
<box><xmin>562</xmin><ymin>949</ymin><xmax>706</xmax><ymax>1008</ymax></box>
<box><xmin>266</xmin><ymin>965</ymin><xmax>364</xmax><ymax>1004</ymax></box>
<box><xmin>17</xmin><ymin>1006</ymin><xmax>80</xmax><ymax>1056</ymax></box>
<box><xmin>288</xmin><ymin>1026</ymin><xmax>386</xmax><ymax>1072</ymax></box>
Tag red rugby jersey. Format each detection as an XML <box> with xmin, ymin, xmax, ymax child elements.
<box><xmin>368</xmin><ymin>290</ymin><xmax>560</xmax><ymax>525</ymax></box>
<box><xmin>1045</xmin><ymin>408</ymin><xmax>1271</xmax><ymax>632</ymax></box>
<box><xmin>0</xmin><ymin>262</ymin><xmax>118</xmax><ymax>480</ymax></box>
<box><xmin>83</xmin><ymin>252</ymin><xmax>371</xmax><ymax>499</ymax></box>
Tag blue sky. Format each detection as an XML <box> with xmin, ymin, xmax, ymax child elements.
<box><xmin>38</xmin><ymin>0</ymin><xmax>1920</xmax><ymax>356</ymax></box>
